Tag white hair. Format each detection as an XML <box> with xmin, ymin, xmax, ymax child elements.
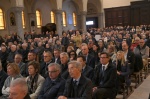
<box><xmin>10</xmin><ymin>78</ymin><xmax>28</xmax><ymax>93</ymax></box>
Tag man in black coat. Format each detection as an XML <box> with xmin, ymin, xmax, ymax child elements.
<box><xmin>38</xmin><ymin>63</ymin><xmax>65</xmax><ymax>99</ymax></box>
<box><xmin>53</xmin><ymin>49</ymin><xmax>61</xmax><ymax>64</ymax></box>
<box><xmin>0</xmin><ymin>44</ymin><xmax>8</xmax><ymax>72</ymax></box>
<box><xmin>58</xmin><ymin>61</ymin><xmax>93</xmax><ymax>99</ymax></box>
<box><xmin>77</xmin><ymin>55</ymin><xmax>93</xmax><ymax>80</ymax></box>
<box><xmin>60</xmin><ymin>52</ymin><xmax>69</xmax><ymax>80</ymax></box>
<box><xmin>81</xmin><ymin>43</ymin><xmax>95</xmax><ymax>69</ymax></box>
<box><xmin>122</xmin><ymin>42</ymin><xmax>135</xmax><ymax>73</ymax></box>
<box><xmin>61</xmin><ymin>32</ymin><xmax>69</xmax><ymax>51</ymax></box>
<box><xmin>40</xmin><ymin>51</ymin><xmax>54</xmax><ymax>78</ymax></box>
<box><xmin>92</xmin><ymin>52</ymin><xmax>117</xmax><ymax>99</ymax></box>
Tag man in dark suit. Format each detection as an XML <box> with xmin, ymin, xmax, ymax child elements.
<box><xmin>77</xmin><ymin>55</ymin><xmax>93</xmax><ymax>80</ymax></box>
<box><xmin>0</xmin><ymin>44</ymin><xmax>8</xmax><ymax>72</ymax></box>
<box><xmin>122</xmin><ymin>42</ymin><xmax>135</xmax><ymax>73</ymax></box>
<box><xmin>58</xmin><ymin>61</ymin><xmax>93</xmax><ymax>99</ymax></box>
<box><xmin>60</xmin><ymin>52</ymin><xmax>69</xmax><ymax>80</ymax></box>
<box><xmin>14</xmin><ymin>54</ymin><xmax>26</xmax><ymax>77</ymax></box>
<box><xmin>38</xmin><ymin>63</ymin><xmax>65</xmax><ymax>99</ymax></box>
<box><xmin>0</xmin><ymin>61</ymin><xmax>8</xmax><ymax>96</ymax></box>
<box><xmin>53</xmin><ymin>49</ymin><xmax>61</xmax><ymax>64</ymax></box>
<box><xmin>61</xmin><ymin>32</ymin><xmax>69</xmax><ymax>51</ymax></box>
<box><xmin>93</xmin><ymin>52</ymin><xmax>117</xmax><ymax>99</ymax></box>
<box><xmin>24</xmin><ymin>51</ymin><xmax>37</xmax><ymax>77</ymax></box>
<box><xmin>40</xmin><ymin>51</ymin><xmax>54</xmax><ymax>78</ymax></box>
<box><xmin>81</xmin><ymin>43</ymin><xmax>95</xmax><ymax>68</ymax></box>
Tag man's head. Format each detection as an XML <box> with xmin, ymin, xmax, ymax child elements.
<box><xmin>60</xmin><ymin>52</ymin><xmax>69</xmax><ymax>65</ymax></box>
<box><xmin>14</xmin><ymin>54</ymin><xmax>22</xmax><ymax>64</ymax></box>
<box><xmin>54</xmin><ymin>49</ymin><xmax>60</xmax><ymax>58</ymax></box>
<box><xmin>1</xmin><ymin>44</ymin><xmax>7</xmax><ymax>52</ymax></box>
<box><xmin>81</xmin><ymin>43</ymin><xmax>89</xmax><ymax>55</ymax></box>
<box><xmin>107</xmin><ymin>45</ymin><xmax>115</xmax><ymax>53</ymax></box>
<box><xmin>68</xmin><ymin>61</ymin><xmax>82</xmax><ymax>79</ymax></box>
<box><xmin>77</xmin><ymin>55</ymin><xmax>86</xmax><ymax>68</ymax></box>
<box><xmin>11</xmin><ymin>45</ymin><xmax>17</xmax><ymax>52</ymax></box>
<box><xmin>22</xmin><ymin>43</ymin><xmax>28</xmax><ymax>50</ymax></box>
<box><xmin>139</xmin><ymin>39</ymin><xmax>145</xmax><ymax>48</ymax></box>
<box><xmin>9</xmin><ymin>78</ymin><xmax>28</xmax><ymax>99</ymax></box>
<box><xmin>43</xmin><ymin>51</ymin><xmax>53</xmax><ymax>63</ymax></box>
<box><xmin>122</xmin><ymin>42</ymin><xmax>129</xmax><ymax>52</ymax></box>
<box><xmin>134</xmin><ymin>37</ymin><xmax>140</xmax><ymax>44</ymax></box>
<box><xmin>88</xmin><ymin>39</ymin><xmax>94</xmax><ymax>49</ymax></box>
<box><xmin>28</xmin><ymin>51</ymin><xmax>36</xmax><ymax>61</ymax></box>
<box><xmin>99</xmin><ymin>52</ymin><xmax>110</xmax><ymax>65</ymax></box>
<box><xmin>48</xmin><ymin>63</ymin><xmax>61</xmax><ymax>80</ymax></box>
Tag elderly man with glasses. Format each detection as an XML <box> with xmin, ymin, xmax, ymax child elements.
<box><xmin>38</xmin><ymin>63</ymin><xmax>65</xmax><ymax>99</ymax></box>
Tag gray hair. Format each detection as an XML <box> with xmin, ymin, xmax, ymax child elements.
<box><xmin>60</xmin><ymin>52</ymin><xmax>69</xmax><ymax>60</ymax></box>
<box><xmin>68</xmin><ymin>61</ymin><xmax>82</xmax><ymax>72</ymax></box>
<box><xmin>10</xmin><ymin>78</ymin><xmax>28</xmax><ymax>93</ymax></box>
<box><xmin>48</xmin><ymin>63</ymin><xmax>61</xmax><ymax>72</ymax></box>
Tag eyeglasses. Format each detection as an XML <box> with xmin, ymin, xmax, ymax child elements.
<box><xmin>70</xmin><ymin>54</ymin><xmax>75</xmax><ymax>55</ymax></box>
<box><xmin>139</xmin><ymin>42</ymin><xmax>144</xmax><ymax>43</ymax></box>
<box><xmin>48</xmin><ymin>70</ymin><xmax>58</xmax><ymax>73</ymax></box>
<box><xmin>100</xmin><ymin>57</ymin><xmax>108</xmax><ymax>59</ymax></box>
<box><xmin>44</xmin><ymin>56</ymin><xmax>50</xmax><ymax>58</ymax></box>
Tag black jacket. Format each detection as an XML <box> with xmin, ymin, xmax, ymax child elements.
<box><xmin>0</xmin><ymin>70</ymin><xmax>8</xmax><ymax>96</ymax></box>
<box><xmin>63</xmin><ymin>75</ymin><xmax>93</xmax><ymax>99</ymax></box>
<box><xmin>38</xmin><ymin>76</ymin><xmax>65</xmax><ymax>99</ymax></box>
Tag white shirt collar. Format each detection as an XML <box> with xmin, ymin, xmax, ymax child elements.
<box><xmin>102</xmin><ymin>63</ymin><xmax>109</xmax><ymax>70</ymax></box>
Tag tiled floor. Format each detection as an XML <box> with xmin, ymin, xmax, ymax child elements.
<box><xmin>128</xmin><ymin>75</ymin><xmax>150</xmax><ymax>99</ymax></box>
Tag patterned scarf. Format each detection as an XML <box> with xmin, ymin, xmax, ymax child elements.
<box><xmin>27</xmin><ymin>74</ymin><xmax>39</xmax><ymax>94</ymax></box>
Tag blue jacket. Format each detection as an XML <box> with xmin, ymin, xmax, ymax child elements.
<box><xmin>38</xmin><ymin>76</ymin><xmax>65</xmax><ymax>99</ymax></box>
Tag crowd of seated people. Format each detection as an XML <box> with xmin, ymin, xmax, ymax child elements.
<box><xmin>0</xmin><ymin>25</ymin><xmax>149</xmax><ymax>99</ymax></box>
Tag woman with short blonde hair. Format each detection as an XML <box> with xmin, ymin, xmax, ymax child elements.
<box><xmin>2</xmin><ymin>63</ymin><xmax>22</xmax><ymax>97</ymax></box>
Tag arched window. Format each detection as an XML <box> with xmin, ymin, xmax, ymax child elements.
<box><xmin>50</xmin><ymin>11</ymin><xmax>55</xmax><ymax>23</ymax></box>
<box><xmin>73</xmin><ymin>12</ymin><xmax>77</xmax><ymax>26</ymax></box>
<box><xmin>62</xmin><ymin>12</ymin><xmax>67</xmax><ymax>27</ymax></box>
<box><xmin>0</xmin><ymin>8</ymin><xmax>4</xmax><ymax>29</ymax></box>
<box><xmin>22</xmin><ymin>11</ymin><xmax>25</xmax><ymax>28</ymax></box>
<box><xmin>36</xmin><ymin>10</ymin><xmax>41</xmax><ymax>28</ymax></box>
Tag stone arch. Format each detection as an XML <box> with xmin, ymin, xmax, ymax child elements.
<box><xmin>87</xmin><ymin>0</ymin><xmax>102</xmax><ymax>13</ymax></box>
<box><xmin>87</xmin><ymin>3</ymin><xmax>98</xmax><ymax>15</ymax></box>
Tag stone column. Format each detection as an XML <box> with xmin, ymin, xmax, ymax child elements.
<box><xmin>55</xmin><ymin>10</ymin><xmax>62</xmax><ymax>36</ymax></box>
<box><xmin>98</xmin><ymin>12</ymin><xmax>104</xmax><ymax>28</ymax></box>
<box><xmin>14</xmin><ymin>7</ymin><xmax>24</xmax><ymax>40</ymax></box>
<box><xmin>80</xmin><ymin>11</ymin><xmax>87</xmax><ymax>33</ymax></box>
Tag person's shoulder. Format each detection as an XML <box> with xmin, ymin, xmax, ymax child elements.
<box><xmin>38</xmin><ymin>74</ymin><xmax>45</xmax><ymax>80</ymax></box>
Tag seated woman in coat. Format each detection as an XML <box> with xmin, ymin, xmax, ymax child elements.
<box><xmin>2</xmin><ymin>63</ymin><xmax>22</xmax><ymax>98</ymax></box>
<box><xmin>114</xmin><ymin>51</ymin><xmax>131</xmax><ymax>92</ymax></box>
<box><xmin>26</xmin><ymin>61</ymin><xmax>45</xmax><ymax>99</ymax></box>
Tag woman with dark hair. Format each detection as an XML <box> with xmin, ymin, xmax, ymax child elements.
<box><xmin>68</xmin><ymin>50</ymin><xmax>77</xmax><ymax>61</ymax></box>
<box><xmin>93</xmin><ymin>43</ymin><xmax>100</xmax><ymax>66</ymax></box>
<box><xmin>26</xmin><ymin>61</ymin><xmax>45</xmax><ymax>99</ymax></box>
<box><xmin>98</xmin><ymin>40</ymin><xmax>107</xmax><ymax>53</ymax></box>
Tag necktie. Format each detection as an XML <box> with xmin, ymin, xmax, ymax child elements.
<box><xmin>73</xmin><ymin>80</ymin><xmax>78</xmax><ymax>97</ymax></box>
<box><xmin>74</xmin><ymin>80</ymin><xmax>78</xmax><ymax>86</ymax></box>
<box><xmin>100</xmin><ymin>66</ymin><xmax>105</xmax><ymax>85</ymax></box>
<box><xmin>102</xmin><ymin>66</ymin><xmax>105</xmax><ymax>76</ymax></box>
